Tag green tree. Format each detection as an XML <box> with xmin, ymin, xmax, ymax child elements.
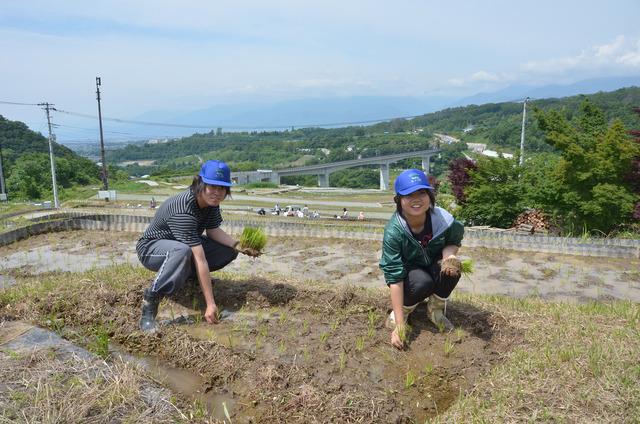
<box><xmin>459</xmin><ymin>156</ymin><xmax>523</xmax><ymax>227</ymax></box>
<box><xmin>536</xmin><ymin>100</ymin><xmax>639</xmax><ymax>232</ymax></box>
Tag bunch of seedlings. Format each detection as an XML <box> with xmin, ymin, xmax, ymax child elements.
<box><xmin>239</xmin><ymin>226</ymin><xmax>267</xmax><ymax>252</ymax></box>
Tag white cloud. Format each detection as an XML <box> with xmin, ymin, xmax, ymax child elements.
<box><xmin>522</xmin><ymin>35</ymin><xmax>640</xmax><ymax>75</ymax></box>
<box><xmin>447</xmin><ymin>71</ymin><xmax>511</xmax><ymax>88</ymax></box>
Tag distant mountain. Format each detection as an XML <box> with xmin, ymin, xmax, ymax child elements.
<box><xmin>55</xmin><ymin>76</ymin><xmax>640</xmax><ymax>146</ymax></box>
<box><xmin>452</xmin><ymin>76</ymin><xmax>640</xmax><ymax>107</ymax></box>
<box><xmin>132</xmin><ymin>96</ymin><xmax>452</xmax><ymax>132</ymax></box>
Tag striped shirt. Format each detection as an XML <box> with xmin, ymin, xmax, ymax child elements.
<box><xmin>138</xmin><ymin>189</ymin><xmax>222</xmax><ymax>247</ymax></box>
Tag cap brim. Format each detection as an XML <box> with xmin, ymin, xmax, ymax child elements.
<box><xmin>397</xmin><ymin>184</ymin><xmax>431</xmax><ymax>195</ymax></box>
<box><xmin>201</xmin><ymin>177</ymin><xmax>232</xmax><ymax>186</ymax></box>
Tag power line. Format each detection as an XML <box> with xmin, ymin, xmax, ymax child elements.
<box><xmin>2</xmin><ymin>98</ymin><xmax>426</xmax><ymax>130</ymax></box>
<box><xmin>0</xmin><ymin>100</ymin><xmax>40</xmax><ymax>106</ymax></box>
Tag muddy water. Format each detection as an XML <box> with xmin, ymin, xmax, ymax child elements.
<box><xmin>1</xmin><ymin>231</ymin><xmax>639</xmax><ymax>302</ymax></box>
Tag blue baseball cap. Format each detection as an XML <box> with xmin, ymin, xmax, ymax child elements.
<box><xmin>394</xmin><ymin>169</ymin><xmax>432</xmax><ymax>195</ymax></box>
<box><xmin>199</xmin><ymin>160</ymin><xmax>232</xmax><ymax>186</ymax></box>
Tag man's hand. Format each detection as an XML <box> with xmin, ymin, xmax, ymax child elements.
<box><xmin>440</xmin><ymin>255</ymin><xmax>462</xmax><ymax>278</ymax></box>
<box><xmin>391</xmin><ymin>326</ymin><xmax>405</xmax><ymax>350</ymax></box>
<box><xmin>235</xmin><ymin>245</ymin><xmax>262</xmax><ymax>257</ymax></box>
<box><xmin>204</xmin><ymin>303</ymin><xmax>219</xmax><ymax>324</ymax></box>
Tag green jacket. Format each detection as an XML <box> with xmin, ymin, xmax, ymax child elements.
<box><xmin>379</xmin><ymin>207</ymin><xmax>464</xmax><ymax>284</ymax></box>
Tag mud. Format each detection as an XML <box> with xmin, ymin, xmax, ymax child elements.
<box><xmin>1</xmin><ymin>229</ymin><xmax>638</xmax><ymax>421</ymax></box>
<box><xmin>2</xmin><ymin>230</ymin><xmax>639</xmax><ymax>302</ymax></box>
<box><xmin>1</xmin><ymin>269</ymin><xmax>516</xmax><ymax>422</ymax></box>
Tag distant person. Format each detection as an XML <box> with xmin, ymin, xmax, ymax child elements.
<box><xmin>302</xmin><ymin>204</ymin><xmax>309</xmax><ymax>216</ymax></box>
<box><xmin>257</xmin><ymin>208</ymin><xmax>266</xmax><ymax>216</ymax></box>
<box><xmin>342</xmin><ymin>208</ymin><xmax>349</xmax><ymax>218</ymax></box>
<box><xmin>136</xmin><ymin>160</ymin><xmax>260</xmax><ymax>333</ymax></box>
<box><xmin>274</xmin><ymin>203</ymin><xmax>281</xmax><ymax>215</ymax></box>
<box><xmin>149</xmin><ymin>197</ymin><xmax>157</xmax><ymax>209</ymax></box>
<box><xmin>379</xmin><ymin>169</ymin><xmax>464</xmax><ymax>350</ymax></box>
<box><xmin>296</xmin><ymin>209</ymin><xmax>304</xmax><ymax>218</ymax></box>
<box><xmin>358</xmin><ymin>211</ymin><xmax>365</xmax><ymax>220</ymax></box>
<box><xmin>311</xmin><ymin>210</ymin><xmax>320</xmax><ymax>219</ymax></box>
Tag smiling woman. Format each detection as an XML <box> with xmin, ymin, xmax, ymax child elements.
<box><xmin>379</xmin><ymin>169</ymin><xmax>465</xmax><ymax>350</ymax></box>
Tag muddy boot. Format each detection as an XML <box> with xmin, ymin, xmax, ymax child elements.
<box><xmin>139</xmin><ymin>288</ymin><xmax>161</xmax><ymax>333</ymax></box>
<box><xmin>427</xmin><ymin>294</ymin><xmax>454</xmax><ymax>332</ymax></box>
<box><xmin>385</xmin><ymin>303</ymin><xmax>418</xmax><ymax>329</ymax></box>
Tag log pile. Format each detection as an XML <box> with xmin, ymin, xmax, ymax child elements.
<box><xmin>513</xmin><ymin>209</ymin><xmax>550</xmax><ymax>234</ymax></box>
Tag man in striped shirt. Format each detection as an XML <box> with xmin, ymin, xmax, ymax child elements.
<box><xmin>136</xmin><ymin>160</ymin><xmax>260</xmax><ymax>333</ymax></box>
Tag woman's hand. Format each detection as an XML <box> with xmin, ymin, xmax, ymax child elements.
<box><xmin>441</xmin><ymin>255</ymin><xmax>461</xmax><ymax>278</ymax></box>
<box><xmin>391</xmin><ymin>326</ymin><xmax>405</xmax><ymax>350</ymax></box>
<box><xmin>204</xmin><ymin>303</ymin><xmax>219</xmax><ymax>324</ymax></box>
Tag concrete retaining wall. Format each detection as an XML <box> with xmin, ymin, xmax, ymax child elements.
<box><xmin>1</xmin><ymin>212</ymin><xmax>638</xmax><ymax>258</ymax></box>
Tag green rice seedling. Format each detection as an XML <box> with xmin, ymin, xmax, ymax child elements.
<box><xmin>461</xmin><ymin>259</ymin><xmax>474</xmax><ymax>274</ymax></box>
<box><xmin>89</xmin><ymin>325</ymin><xmax>110</xmax><ymax>359</ymax></box>
<box><xmin>455</xmin><ymin>327</ymin><xmax>464</xmax><ymax>340</ymax></box>
<box><xmin>423</xmin><ymin>363</ymin><xmax>433</xmax><ymax>375</ymax></box>
<box><xmin>278</xmin><ymin>310</ymin><xmax>288</xmax><ymax>325</ymax></box>
<box><xmin>258</xmin><ymin>324</ymin><xmax>268</xmax><ymax>338</ymax></box>
<box><xmin>444</xmin><ymin>337</ymin><xmax>455</xmax><ymax>356</ymax></box>
<box><xmin>320</xmin><ymin>331</ymin><xmax>329</xmax><ymax>344</ymax></box>
<box><xmin>355</xmin><ymin>336</ymin><xmax>365</xmax><ymax>352</ymax></box>
<box><xmin>367</xmin><ymin>325</ymin><xmax>375</xmax><ymax>339</ymax></box>
<box><xmin>331</xmin><ymin>318</ymin><xmax>340</xmax><ymax>331</ymax></box>
<box><xmin>405</xmin><ymin>370</ymin><xmax>416</xmax><ymax>388</ymax></box>
<box><xmin>279</xmin><ymin>339</ymin><xmax>286</xmax><ymax>353</ymax></box>
<box><xmin>368</xmin><ymin>310</ymin><xmax>379</xmax><ymax>327</ymax></box>
<box><xmin>339</xmin><ymin>351</ymin><xmax>346</xmax><ymax>371</ymax></box>
<box><xmin>239</xmin><ymin>227</ymin><xmax>267</xmax><ymax>252</ymax></box>
<box><xmin>397</xmin><ymin>324</ymin><xmax>412</xmax><ymax>344</ymax></box>
<box><xmin>303</xmin><ymin>347</ymin><xmax>310</xmax><ymax>361</ymax></box>
<box><xmin>302</xmin><ymin>320</ymin><xmax>309</xmax><ymax>333</ymax></box>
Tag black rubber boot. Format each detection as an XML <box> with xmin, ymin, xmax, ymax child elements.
<box><xmin>139</xmin><ymin>288</ymin><xmax>161</xmax><ymax>333</ymax></box>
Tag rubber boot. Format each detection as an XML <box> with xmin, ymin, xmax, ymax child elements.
<box><xmin>385</xmin><ymin>303</ymin><xmax>418</xmax><ymax>329</ymax></box>
<box><xmin>139</xmin><ymin>288</ymin><xmax>161</xmax><ymax>333</ymax></box>
<box><xmin>427</xmin><ymin>294</ymin><xmax>454</xmax><ymax>332</ymax></box>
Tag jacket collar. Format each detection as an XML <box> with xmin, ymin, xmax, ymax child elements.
<box><xmin>394</xmin><ymin>206</ymin><xmax>454</xmax><ymax>240</ymax></box>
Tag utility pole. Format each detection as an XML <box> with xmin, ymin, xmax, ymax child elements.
<box><xmin>96</xmin><ymin>76</ymin><xmax>108</xmax><ymax>190</ymax></box>
<box><xmin>38</xmin><ymin>102</ymin><xmax>60</xmax><ymax>209</ymax></box>
<box><xmin>0</xmin><ymin>141</ymin><xmax>6</xmax><ymax>201</ymax></box>
<box><xmin>519</xmin><ymin>97</ymin><xmax>529</xmax><ymax>167</ymax></box>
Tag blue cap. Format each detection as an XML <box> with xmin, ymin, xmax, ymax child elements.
<box><xmin>394</xmin><ymin>169</ymin><xmax>432</xmax><ymax>195</ymax></box>
<box><xmin>199</xmin><ymin>160</ymin><xmax>232</xmax><ymax>186</ymax></box>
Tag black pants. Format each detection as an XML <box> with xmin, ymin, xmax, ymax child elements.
<box><xmin>403</xmin><ymin>262</ymin><xmax>460</xmax><ymax>306</ymax></box>
<box><xmin>137</xmin><ymin>236</ymin><xmax>238</xmax><ymax>296</ymax></box>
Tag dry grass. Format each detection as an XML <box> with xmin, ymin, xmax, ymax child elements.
<box><xmin>432</xmin><ymin>293</ymin><xmax>640</xmax><ymax>423</ymax></box>
<box><xmin>0</xmin><ymin>349</ymin><xmax>184</xmax><ymax>424</ymax></box>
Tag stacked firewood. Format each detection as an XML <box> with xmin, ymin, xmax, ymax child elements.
<box><xmin>513</xmin><ymin>209</ymin><xmax>550</xmax><ymax>234</ymax></box>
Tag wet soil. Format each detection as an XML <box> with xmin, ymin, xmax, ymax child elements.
<box><xmin>1</xmin><ymin>229</ymin><xmax>638</xmax><ymax>421</ymax></box>
<box><xmin>1</xmin><ymin>269</ymin><xmax>516</xmax><ymax>423</ymax></box>
<box><xmin>2</xmin><ymin>230</ymin><xmax>639</xmax><ymax>302</ymax></box>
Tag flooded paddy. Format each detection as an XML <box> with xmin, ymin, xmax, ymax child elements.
<box><xmin>1</xmin><ymin>230</ymin><xmax>639</xmax><ymax>302</ymax></box>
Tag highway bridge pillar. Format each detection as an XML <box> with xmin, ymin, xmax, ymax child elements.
<box><xmin>317</xmin><ymin>171</ymin><xmax>330</xmax><ymax>187</ymax></box>
<box><xmin>421</xmin><ymin>156</ymin><xmax>431</xmax><ymax>175</ymax></box>
<box><xmin>270</xmin><ymin>172</ymin><xmax>280</xmax><ymax>185</ymax></box>
<box><xmin>379</xmin><ymin>163</ymin><xmax>389</xmax><ymax>190</ymax></box>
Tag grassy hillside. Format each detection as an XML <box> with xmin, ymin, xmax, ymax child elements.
<box><xmin>0</xmin><ymin>115</ymin><xmax>100</xmax><ymax>200</ymax></box>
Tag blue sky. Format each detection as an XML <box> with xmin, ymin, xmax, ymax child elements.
<box><xmin>1</xmin><ymin>0</ymin><xmax>639</xmax><ymax>134</ymax></box>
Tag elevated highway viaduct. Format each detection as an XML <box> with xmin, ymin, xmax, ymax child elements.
<box><xmin>232</xmin><ymin>149</ymin><xmax>440</xmax><ymax>190</ymax></box>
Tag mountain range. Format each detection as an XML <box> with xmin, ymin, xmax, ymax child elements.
<box><xmin>58</xmin><ymin>76</ymin><xmax>640</xmax><ymax>144</ymax></box>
